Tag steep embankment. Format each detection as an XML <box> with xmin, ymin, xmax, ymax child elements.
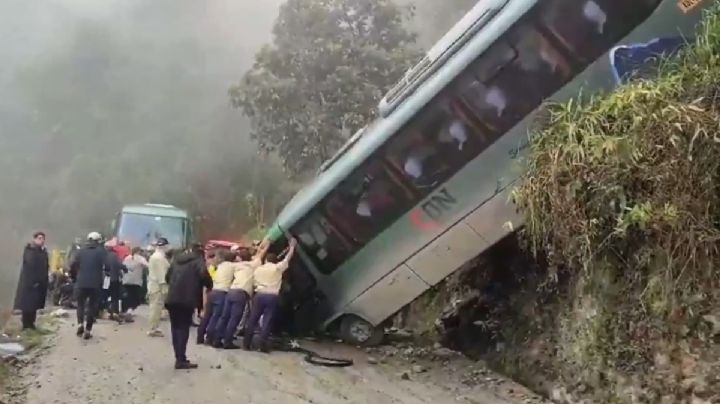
<box><xmin>505</xmin><ymin>7</ymin><xmax>720</xmax><ymax>403</ymax></box>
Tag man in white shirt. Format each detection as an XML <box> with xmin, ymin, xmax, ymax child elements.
<box><xmin>243</xmin><ymin>238</ymin><xmax>297</xmax><ymax>353</ymax></box>
<box><xmin>147</xmin><ymin>238</ymin><xmax>171</xmax><ymax>337</ymax></box>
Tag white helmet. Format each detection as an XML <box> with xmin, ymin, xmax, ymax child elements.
<box><xmin>87</xmin><ymin>232</ymin><xmax>102</xmax><ymax>242</ymax></box>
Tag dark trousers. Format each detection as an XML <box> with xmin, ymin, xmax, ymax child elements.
<box><xmin>243</xmin><ymin>293</ymin><xmax>279</xmax><ymax>348</ymax></box>
<box><xmin>215</xmin><ymin>289</ymin><xmax>249</xmax><ymax>345</ymax></box>
<box><xmin>122</xmin><ymin>285</ymin><xmax>143</xmax><ymax>312</ymax></box>
<box><xmin>21</xmin><ymin>311</ymin><xmax>37</xmax><ymax>330</ymax></box>
<box><xmin>108</xmin><ymin>281</ymin><xmax>122</xmax><ymax>315</ymax></box>
<box><xmin>99</xmin><ymin>288</ymin><xmax>109</xmax><ymax>314</ymax></box>
<box><xmin>76</xmin><ymin>288</ymin><xmax>100</xmax><ymax>330</ymax></box>
<box><xmin>197</xmin><ymin>290</ymin><xmax>226</xmax><ymax>342</ymax></box>
<box><xmin>167</xmin><ymin>305</ymin><xmax>193</xmax><ymax>363</ymax></box>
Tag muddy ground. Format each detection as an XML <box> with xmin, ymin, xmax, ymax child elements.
<box><xmin>0</xmin><ymin>307</ymin><xmax>547</xmax><ymax>404</ymax></box>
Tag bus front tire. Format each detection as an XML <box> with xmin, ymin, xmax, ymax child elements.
<box><xmin>340</xmin><ymin>315</ymin><xmax>384</xmax><ymax>347</ymax></box>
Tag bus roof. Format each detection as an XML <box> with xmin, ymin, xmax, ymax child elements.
<box><xmin>121</xmin><ymin>203</ymin><xmax>190</xmax><ymax>219</ymax></box>
<box><xmin>273</xmin><ymin>0</ymin><xmax>532</xmax><ymax>231</ymax></box>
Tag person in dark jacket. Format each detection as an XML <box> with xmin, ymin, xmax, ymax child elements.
<box><xmin>69</xmin><ymin>232</ymin><xmax>108</xmax><ymax>340</ymax></box>
<box><xmin>165</xmin><ymin>243</ymin><xmax>212</xmax><ymax>370</ymax></box>
<box><xmin>104</xmin><ymin>243</ymin><xmax>128</xmax><ymax>323</ymax></box>
<box><xmin>13</xmin><ymin>232</ymin><xmax>49</xmax><ymax>330</ymax></box>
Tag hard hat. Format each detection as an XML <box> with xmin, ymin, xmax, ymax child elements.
<box><xmin>87</xmin><ymin>232</ymin><xmax>102</xmax><ymax>241</ymax></box>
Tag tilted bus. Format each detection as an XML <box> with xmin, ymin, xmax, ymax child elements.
<box><xmin>266</xmin><ymin>0</ymin><xmax>713</xmax><ymax>345</ymax></box>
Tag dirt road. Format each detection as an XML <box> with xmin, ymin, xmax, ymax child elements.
<box><xmin>14</xmin><ymin>308</ymin><xmax>542</xmax><ymax>404</ymax></box>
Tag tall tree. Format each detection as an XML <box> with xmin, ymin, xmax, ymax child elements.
<box><xmin>230</xmin><ymin>0</ymin><xmax>421</xmax><ymax>175</ymax></box>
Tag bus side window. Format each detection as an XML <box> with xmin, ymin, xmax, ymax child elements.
<box><xmin>385</xmin><ymin>96</ymin><xmax>490</xmax><ymax>196</ymax></box>
<box><xmin>539</xmin><ymin>0</ymin><xmax>661</xmax><ymax>62</ymax></box>
<box><xmin>459</xmin><ymin>25</ymin><xmax>573</xmax><ymax>132</ymax></box>
<box><xmin>324</xmin><ymin>159</ymin><xmax>412</xmax><ymax>247</ymax></box>
<box><xmin>291</xmin><ymin>213</ymin><xmax>351</xmax><ymax>275</ymax></box>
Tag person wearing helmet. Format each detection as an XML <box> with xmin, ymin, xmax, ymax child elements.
<box><xmin>147</xmin><ymin>237</ymin><xmax>171</xmax><ymax>337</ymax></box>
<box><xmin>69</xmin><ymin>232</ymin><xmax>108</xmax><ymax>340</ymax></box>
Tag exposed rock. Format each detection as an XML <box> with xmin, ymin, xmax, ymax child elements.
<box><xmin>398</xmin><ymin>370</ymin><xmax>411</xmax><ymax>380</ymax></box>
<box><xmin>411</xmin><ymin>365</ymin><xmax>426</xmax><ymax>374</ymax></box>
<box><xmin>432</xmin><ymin>347</ymin><xmax>458</xmax><ymax>359</ymax></box>
<box><xmin>50</xmin><ymin>309</ymin><xmax>70</xmax><ymax>318</ymax></box>
<box><xmin>366</xmin><ymin>357</ymin><xmax>379</xmax><ymax>365</ymax></box>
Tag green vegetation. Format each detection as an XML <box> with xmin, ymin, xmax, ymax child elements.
<box><xmin>231</xmin><ymin>0</ymin><xmax>421</xmax><ymax>176</ymax></box>
<box><xmin>510</xmin><ymin>6</ymin><xmax>720</xmax><ymax>403</ymax></box>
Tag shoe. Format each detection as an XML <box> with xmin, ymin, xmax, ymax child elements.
<box><xmin>175</xmin><ymin>361</ymin><xmax>198</xmax><ymax>370</ymax></box>
<box><xmin>259</xmin><ymin>341</ymin><xmax>271</xmax><ymax>354</ymax></box>
<box><xmin>147</xmin><ymin>329</ymin><xmax>164</xmax><ymax>337</ymax></box>
<box><xmin>212</xmin><ymin>339</ymin><xmax>223</xmax><ymax>349</ymax></box>
<box><xmin>83</xmin><ymin>331</ymin><xmax>92</xmax><ymax>340</ymax></box>
<box><xmin>76</xmin><ymin>326</ymin><xmax>84</xmax><ymax>337</ymax></box>
<box><xmin>122</xmin><ymin>315</ymin><xmax>135</xmax><ymax>323</ymax></box>
<box><xmin>196</xmin><ymin>338</ymin><xmax>205</xmax><ymax>345</ymax></box>
<box><xmin>223</xmin><ymin>343</ymin><xmax>241</xmax><ymax>350</ymax></box>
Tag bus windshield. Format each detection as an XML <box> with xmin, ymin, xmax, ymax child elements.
<box><xmin>117</xmin><ymin>213</ymin><xmax>186</xmax><ymax>248</ymax></box>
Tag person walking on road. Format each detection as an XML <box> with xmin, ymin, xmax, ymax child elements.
<box><xmin>214</xmin><ymin>243</ymin><xmax>268</xmax><ymax>349</ymax></box>
<box><xmin>165</xmin><ymin>243</ymin><xmax>212</xmax><ymax>369</ymax></box>
<box><xmin>13</xmin><ymin>231</ymin><xmax>50</xmax><ymax>330</ymax></box>
<box><xmin>104</xmin><ymin>242</ymin><xmax>128</xmax><ymax>323</ymax></box>
<box><xmin>147</xmin><ymin>238</ymin><xmax>171</xmax><ymax>337</ymax></box>
<box><xmin>243</xmin><ymin>238</ymin><xmax>297</xmax><ymax>353</ymax></box>
<box><xmin>122</xmin><ymin>247</ymin><xmax>147</xmax><ymax>319</ymax></box>
<box><xmin>69</xmin><ymin>232</ymin><xmax>107</xmax><ymax>340</ymax></box>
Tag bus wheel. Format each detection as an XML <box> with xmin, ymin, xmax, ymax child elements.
<box><xmin>340</xmin><ymin>315</ymin><xmax>384</xmax><ymax>347</ymax></box>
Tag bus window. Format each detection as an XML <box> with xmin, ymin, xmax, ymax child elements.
<box><xmin>292</xmin><ymin>212</ymin><xmax>351</xmax><ymax>275</ymax></box>
<box><xmin>539</xmin><ymin>0</ymin><xmax>661</xmax><ymax>62</ymax></box>
<box><xmin>325</xmin><ymin>160</ymin><xmax>411</xmax><ymax>246</ymax></box>
<box><xmin>385</xmin><ymin>97</ymin><xmax>490</xmax><ymax>195</ymax></box>
<box><xmin>459</xmin><ymin>25</ymin><xmax>573</xmax><ymax>132</ymax></box>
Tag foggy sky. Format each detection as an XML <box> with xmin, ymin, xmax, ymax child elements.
<box><xmin>0</xmin><ymin>0</ymin><xmax>476</xmax><ymax>311</ymax></box>
<box><xmin>0</xmin><ymin>0</ymin><xmax>285</xmax><ymax>308</ymax></box>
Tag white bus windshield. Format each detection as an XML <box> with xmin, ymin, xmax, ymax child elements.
<box><xmin>117</xmin><ymin>213</ymin><xmax>186</xmax><ymax>248</ymax></box>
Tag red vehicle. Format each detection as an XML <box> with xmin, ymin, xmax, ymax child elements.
<box><xmin>204</xmin><ymin>239</ymin><xmax>244</xmax><ymax>259</ymax></box>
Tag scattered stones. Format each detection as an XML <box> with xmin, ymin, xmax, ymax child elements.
<box><xmin>0</xmin><ymin>342</ymin><xmax>26</xmax><ymax>356</ymax></box>
<box><xmin>398</xmin><ymin>370</ymin><xmax>411</xmax><ymax>380</ymax></box>
<box><xmin>411</xmin><ymin>365</ymin><xmax>426</xmax><ymax>374</ymax></box>
<box><xmin>50</xmin><ymin>309</ymin><xmax>70</xmax><ymax>318</ymax></box>
<box><xmin>366</xmin><ymin>357</ymin><xmax>379</xmax><ymax>365</ymax></box>
<box><xmin>432</xmin><ymin>347</ymin><xmax>458</xmax><ymax>359</ymax></box>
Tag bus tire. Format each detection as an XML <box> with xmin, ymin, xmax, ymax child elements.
<box><xmin>340</xmin><ymin>315</ymin><xmax>384</xmax><ymax>347</ymax></box>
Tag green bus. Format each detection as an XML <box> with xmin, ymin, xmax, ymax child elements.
<box><xmin>112</xmin><ymin>203</ymin><xmax>194</xmax><ymax>250</ymax></box>
<box><xmin>267</xmin><ymin>0</ymin><xmax>713</xmax><ymax>345</ymax></box>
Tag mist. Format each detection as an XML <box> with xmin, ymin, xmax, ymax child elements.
<box><xmin>0</xmin><ymin>0</ymin><xmax>478</xmax><ymax>313</ymax></box>
<box><xmin>0</xmin><ymin>0</ymin><xmax>285</xmax><ymax>309</ymax></box>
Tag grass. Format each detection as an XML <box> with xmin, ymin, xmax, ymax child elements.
<box><xmin>506</xmin><ymin>5</ymin><xmax>720</xmax><ymax>403</ymax></box>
